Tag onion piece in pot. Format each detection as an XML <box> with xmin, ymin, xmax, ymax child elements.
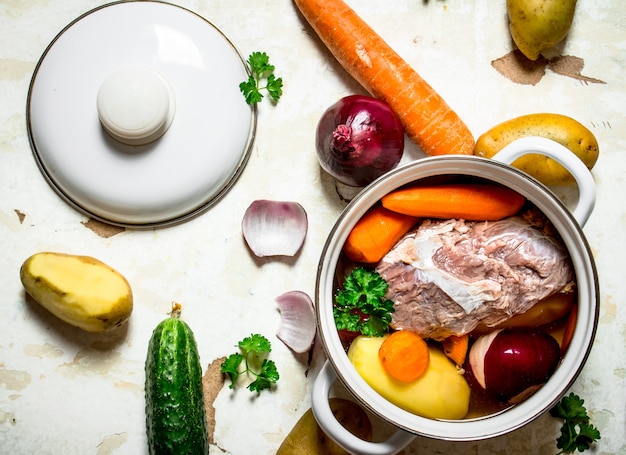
<box><xmin>276</xmin><ymin>290</ymin><xmax>316</xmax><ymax>353</ymax></box>
<box><xmin>468</xmin><ymin>328</ymin><xmax>561</xmax><ymax>401</ymax></box>
<box><xmin>316</xmin><ymin>95</ymin><xmax>404</xmax><ymax>187</ymax></box>
<box><xmin>242</xmin><ymin>200</ymin><xmax>308</xmax><ymax>257</ymax></box>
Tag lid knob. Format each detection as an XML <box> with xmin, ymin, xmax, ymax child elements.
<box><xmin>97</xmin><ymin>67</ymin><xmax>175</xmax><ymax>146</ymax></box>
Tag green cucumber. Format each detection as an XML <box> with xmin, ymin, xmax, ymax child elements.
<box><xmin>145</xmin><ymin>304</ymin><xmax>209</xmax><ymax>455</ymax></box>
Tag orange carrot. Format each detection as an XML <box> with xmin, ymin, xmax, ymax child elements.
<box><xmin>560</xmin><ymin>302</ymin><xmax>578</xmax><ymax>355</ymax></box>
<box><xmin>343</xmin><ymin>205</ymin><xmax>418</xmax><ymax>263</ymax></box>
<box><xmin>378</xmin><ymin>331</ymin><xmax>430</xmax><ymax>382</ymax></box>
<box><xmin>381</xmin><ymin>183</ymin><xmax>525</xmax><ymax>221</ymax></box>
<box><xmin>293</xmin><ymin>0</ymin><xmax>474</xmax><ymax>156</ymax></box>
<box><xmin>442</xmin><ymin>334</ymin><xmax>469</xmax><ymax>367</ymax></box>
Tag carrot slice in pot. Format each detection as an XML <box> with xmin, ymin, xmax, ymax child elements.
<box><xmin>442</xmin><ymin>333</ymin><xmax>469</xmax><ymax>367</ymax></box>
<box><xmin>378</xmin><ymin>331</ymin><xmax>430</xmax><ymax>382</ymax></box>
<box><xmin>381</xmin><ymin>183</ymin><xmax>525</xmax><ymax>221</ymax></box>
<box><xmin>343</xmin><ymin>204</ymin><xmax>418</xmax><ymax>263</ymax></box>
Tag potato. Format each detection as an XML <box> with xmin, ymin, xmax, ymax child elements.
<box><xmin>474</xmin><ymin>113</ymin><xmax>599</xmax><ymax>186</ymax></box>
<box><xmin>507</xmin><ymin>0</ymin><xmax>577</xmax><ymax>60</ymax></box>
<box><xmin>20</xmin><ymin>252</ymin><xmax>133</xmax><ymax>333</ymax></box>
<box><xmin>276</xmin><ymin>398</ymin><xmax>372</xmax><ymax>455</ymax></box>
<box><xmin>472</xmin><ymin>292</ymin><xmax>574</xmax><ymax>336</ymax></box>
<box><xmin>348</xmin><ymin>336</ymin><xmax>470</xmax><ymax>420</ymax></box>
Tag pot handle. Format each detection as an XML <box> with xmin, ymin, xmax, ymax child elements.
<box><xmin>312</xmin><ymin>361</ymin><xmax>415</xmax><ymax>455</ymax></box>
<box><xmin>491</xmin><ymin>136</ymin><xmax>596</xmax><ymax>227</ymax></box>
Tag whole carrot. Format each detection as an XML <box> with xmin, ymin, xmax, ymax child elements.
<box><xmin>381</xmin><ymin>183</ymin><xmax>525</xmax><ymax>221</ymax></box>
<box><xmin>294</xmin><ymin>0</ymin><xmax>475</xmax><ymax>156</ymax></box>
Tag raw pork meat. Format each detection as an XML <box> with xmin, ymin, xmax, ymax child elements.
<box><xmin>376</xmin><ymin>217</ymin><xmax>574</xmax><ymax>340</ymax></box>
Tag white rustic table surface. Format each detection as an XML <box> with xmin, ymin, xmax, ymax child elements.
<box><xmin>1</xmin><ymin>1</ymin><xmax>624</xmax><ymax>454</ymax></box>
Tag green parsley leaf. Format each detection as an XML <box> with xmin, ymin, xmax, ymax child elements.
<box><xmin>334</xmin><ymin>267</ymin><xmax>394</xmax><ymax>337</ymax></box>
<box><xmin>333</xmin><ymin>307</ymin><xmax>361</xmax><ymax>333</ymax></box>
<box><xmin>248</xmin><ymin>51</ymin><xmax>274</xmax><ymax>75</ymax></box>
<box><xmin>220</xmin><ymin>353</ymin><xmax>243</xmax><ymax>388</ymax></box>
<box><xmin>239</xmin><ymin>51</ymin><xmax>283</xmax><ymax>105</ymax></box>
<box><xmin>265</xmin><ymin>74</ymin><xmax>283</xmax><ymax>102</ymax></box>
<box><xmin>550</xmin><ymin>392</ymin><xmax>601</xmax><ymax>454</ymax></box>
<box><xmin>220</xmin><ymin>333</ymin><xmax>279</xmax><ymax>393</ymax></box>
<box><xmin>249</xmin><ymin>359</ymin><xmax>279</xmax><ymax>393</ymax></box>
<box><xmin>239</xmin><ymin>333</ymin><xmax>272</xmax><ymax>354</ymax></box>
<box><xmin>239</xmin><ymin>75</ymin><xmax>263</xmax><ymax>105</ymax></box>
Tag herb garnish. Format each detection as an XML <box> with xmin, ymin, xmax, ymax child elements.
<box><xmin>239</xmin><ymin>51</ymin><xmax>283</xmax><ymax>105</ymax></box>
<box><xmin>333</xmin><ymin>267</ymin><xmax>394</xmax><ymax>337</ymax></box>
<box><xmin>221</xmin><ymin>333</ymin><xmax>279</xmax><ymax>393</ymax></box>
<box><xmin>550</xmin><ymin>392</ymin><xmax>601</xmax><ymax>454</ymax></box>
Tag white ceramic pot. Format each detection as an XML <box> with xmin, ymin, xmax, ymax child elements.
<box><xmin>313</xmin><ymin>137</ymin><xmax>599</xmax><ymax>454</ymax></box>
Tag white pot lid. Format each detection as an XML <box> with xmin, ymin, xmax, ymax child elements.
<box><xmin>27</xmin><ymin>1</ymin><xmax>256</xmax><ymax>227</ymax></box>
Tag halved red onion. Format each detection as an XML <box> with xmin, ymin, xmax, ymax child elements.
<box><xmin>468</xmin><ymin>328</ymin><xmax>561</xmax><ymax>401</ymax></box>
<box><xmin>242</xmin><ymin>200</ymin><xmax>308</xmax><ymax>257</ymax></box>
<box><xmin>276</xmin><ymin>290</ymin><xmax>316</xmax><ymax>353</ymax></box>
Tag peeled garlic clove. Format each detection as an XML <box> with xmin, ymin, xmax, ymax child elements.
<box><xmin>242</xmin><ymin>200</ymin><xmax>308</xmax><ymax>257</ymax></box>
<box><xmin>276</xmin><ymin>290</ymin><xmax>316</xmax><ymax>353</ymax></box>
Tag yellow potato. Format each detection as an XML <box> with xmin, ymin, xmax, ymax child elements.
<box><xmin>348</xmin><ymin>335</ymin><xmax>470</xmax><ymax>420</ymax></box>
<box><xmin>276</xmin><ymin>398</ymin><xmax>372</xmax><ymax>455</ymax></box>
<box><xmin>474</xmin><ymin>113</ymin><xmax>599</xmax><ymax>186</ymax></box>
<box><xmin>472</xmin><ymin>292</ymin><xmax>574</xmax><ymax>336</ymax></box>
<box><xmin>507</xmin><ymin>0</ymin><xmax>577</xmax><ymax>60</ymax></box>
<box><xmin>20</xmin><ymin>252</ymin><xmax>133</xmax><ymax>333</ymax></box>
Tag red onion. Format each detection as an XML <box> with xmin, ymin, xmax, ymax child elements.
<box><xmin>468</xmin><ymin>328</ymin><xmax>561</xmax><ymax>401</ymax></box>
<box><xmin>316</xmin><ymin>95</ymin><xmax>404</xmax><ymax>187</ymax></box>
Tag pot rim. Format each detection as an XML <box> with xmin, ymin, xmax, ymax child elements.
<box><xmin>315</xmin><ymin>155</ymin><xmax>599</xmax><ymax>441</ymax></box>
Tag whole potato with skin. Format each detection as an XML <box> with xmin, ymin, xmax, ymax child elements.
<box><xmin>474</xmin><ymin>113</ymin><xmax>599</xmax><ymax>186</ymax></box>
<box><xmin>507</xmin><ymin>0</ymin><xmax>577</xmax><ymax>60</ymax></box>
<box><xmin>20</xmin><ymin>252</ymin><xmax>133</xmax><ymax>333</ymax></box>
<box><xmin>276</xmin><ymin>398</ymin><xmax>372</xmax><ymax>455</ymax></box>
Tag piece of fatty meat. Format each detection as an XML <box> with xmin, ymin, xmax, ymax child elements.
<box><xmin>376</xmin><ymin>217</ymin><xmax>574</xmax><ymax>340</ymax></box>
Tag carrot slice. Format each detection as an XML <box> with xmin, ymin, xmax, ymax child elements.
<box><xmin>381</xmin><ymin>183</ymin><xmax>525</xmax><ymax>221</ymax></box>
<box><xmin>442</xmin><ymin>334</ymin><xmax>469</xmax><ymax>367</ymax></box>
<box><xmin>343</xmin><ymin>205</ymin><xmax>418</xmax><ymax>263</ymax></box>
<box><xmin>378</xmin><ymin>331</ymin><xmax>430</xmax><ymax>382</ymax></box>
<box><xmin>293</xmin><ymin>0</ymin><xmax>474</xmax><ymax>156</ymax></box>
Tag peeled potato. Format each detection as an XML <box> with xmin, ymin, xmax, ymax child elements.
<box><xmin>348</xmin><ymin>335</ymin><xmax>470</xmax><ymax>420</ymax></box>
<box><xmin>472</xmin><ymin>292</ymin><xmax>575</xmax><ymax>336</ymax></box>
<box><xmin>474</xmin><ymin>113</ymin><xmax>599</xmax><ymax>186</ymax></box>
<box><xmin>276</xmin><ymin>398</ymin><xmax>372</xmax><ymax>455</ymax></box>
<box><xmin>20</xmin><ymin>252</ymin><xmax>133</xmax><ymax>333</ymax></box>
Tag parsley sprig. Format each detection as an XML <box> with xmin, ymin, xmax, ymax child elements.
<box><xmin>550</xmin><ymin>392</ymin><xmax>601</xmax><ymax>454</ymax></box>
<box><xmin>221</xmin><ymin>334</ymin><xmax>279</xmax><ymax>393</ymax></box>
<box><xmin>334</xmin><ymin>267</ymin><xmax>394</xmax><ymax>337</ymax></box>
<box><xmin>239</xmin><ymin>51</ymin><xmax>283</xmax><ymax>105</ymax></box>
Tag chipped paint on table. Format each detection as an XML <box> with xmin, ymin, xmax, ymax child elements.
<box><xmin>1</xmin><ymin>1</ymin><xmax>625</xmax><ymax>454</ymax></box>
